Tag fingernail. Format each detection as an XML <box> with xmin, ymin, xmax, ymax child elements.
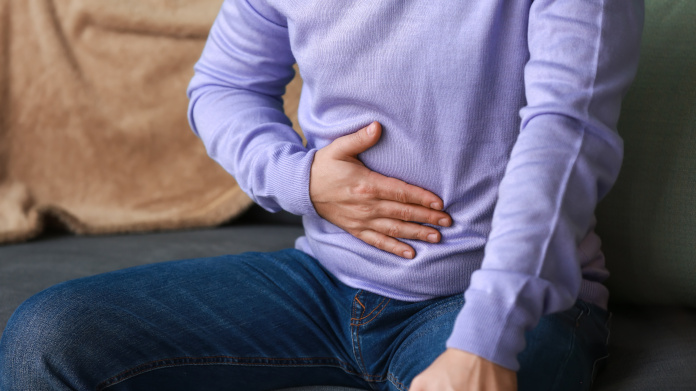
<box><xmin>430</xmin><ymin>202</ymin><xmax>441</xmax><ymax>210</ymax></box>
<box><xmin>427</xmin><ymin>233</ymin><xmax>438</xmax><ymax>243</ymax></box>
<box><xmin>402</xmin><ymin>250</ymin><xmax>413</xmax><ymax>258</ymax></box>
<box><xmin>438</xmin><ymin>218</ymin><xmax>449</xmax><ymax>226</ymax></box>
<box><xmin>366</xmin><ymin>122</ymin><xmax>376</xmax><ymax>136</ymax></box>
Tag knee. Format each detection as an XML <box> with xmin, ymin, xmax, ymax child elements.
<box><xmin>0</xmin><ymin>282</ymin><xmax>95</xmax><ymax>388</ymax></box>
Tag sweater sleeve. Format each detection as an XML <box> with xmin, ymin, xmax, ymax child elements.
<box><xmin>187</xmin><ymin>0</ymin><xmax>318</xmax><ymax>216</ymax></box>
<box><xmin>446</xmin><ymin>0</ymin><xmax>644</xmax><ymax>370</ymax></box>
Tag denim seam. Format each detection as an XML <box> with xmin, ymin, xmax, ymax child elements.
<box><xmin>351</xmin><ymin>291</ymin><xmax>370</xmax><ymax>379</ymax></box>
<box><xmin>355</xmin><ymin>296</ymin><xmax>366</xmax><ymax>310</ymax></box>
<box><xmin>590</xmin><ymin>352</ymin><xmax>610</xmax><ymax>385</ymax></box>
<box><xmin>349</xmin><ymin>292</ymin><xmax>389</xmax><ymax>389</ymax></box>
<box><xmin>97</xmin><ymin>355</ymin><xmax>359</xmax><ymax>390</ymax></box>
<box><xmin>590</xmin><ymin>311</ymin><xmax>613</xmax><ymax>386</ymax></box>
<box><xmin>356</xmin><ymin>323</ymin><xmax>383</xmax><ymax>391</ymax></box>
<box><xmin>353</xmin><ymin>299</ymin><xmax>391</xmax><ymax>326</ymax></box>
<box><xmin>387</xmin><ymin>372</ymin><xmax>409</xmax><ymax>391</ymax></box>
<box><xmin>352</xmin><ymin>297</ymin><xmax>386</xmax><ymax>321</ymax></box>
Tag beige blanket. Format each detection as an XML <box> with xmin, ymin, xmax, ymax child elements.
<box><xmin>0</xmin><ymin>0</ymin><xmax>302</xmax><ymax>244</ymax></box>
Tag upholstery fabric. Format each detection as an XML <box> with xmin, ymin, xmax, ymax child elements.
<box><xmin>596</xmin><ymin>0</ymin><xmax>696</xmax><ymax>306</ymax></box>
<box><xmin>592</xmin><ymin>306</ymin><xmax>696</xmax><ymax>390</ymax></box>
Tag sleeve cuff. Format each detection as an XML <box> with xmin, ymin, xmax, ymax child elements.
<box><xmin>257</xmin><ymin>145</ymin><xmax>319</xmax><ymax>217</ymax></box>
<box><xmin>446</xmin><ymin>288</ymin><xmax>534</xmax><ymax>371</ymax></box>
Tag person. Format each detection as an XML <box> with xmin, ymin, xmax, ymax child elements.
<box><xmin>0</xmin><ymin>0</ymin><xmax>644</xmax><ymax>390</ymax></box>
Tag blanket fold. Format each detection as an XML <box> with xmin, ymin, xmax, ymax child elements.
<box><xmin>0</xmin><ymin>0</ymin><xmax>302</xmax><ymax>244</ymax></box>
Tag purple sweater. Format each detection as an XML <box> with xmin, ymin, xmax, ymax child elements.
<box><xmin>187</xmin><ymin>0</ymin><xmax>644</xmax><ymax>370</ymax></box>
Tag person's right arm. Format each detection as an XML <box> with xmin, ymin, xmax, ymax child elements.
<box><xmin>187</xmin><ymin>0</ymin><xmax>450</xmax><ymax>257</ymax></box>
<box><xmin>187</xmin><ymin>0</ymin><xmax>313</xmax><ymax>217</ymax></box>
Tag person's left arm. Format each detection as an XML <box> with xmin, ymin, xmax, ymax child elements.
<box><xmin>412</xmin><ymin>0</ymin><xmax>644</xmax><ymax>389</ymax></box>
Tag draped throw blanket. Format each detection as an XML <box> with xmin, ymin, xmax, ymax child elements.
<box><xmin>0</xmin><ymin>0</ymin><xmax>303</xmax><ymax>244</ymax></box>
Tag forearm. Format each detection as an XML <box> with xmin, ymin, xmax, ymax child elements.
<box><xmin>446</xmin><ymin>0</ymin><xmax>644</xmax><ymax>370</ymax></box>
<box><xmin>187</xmin><ymin>0</ymin><xmax>317</xmax><ymax>216</ymax></box>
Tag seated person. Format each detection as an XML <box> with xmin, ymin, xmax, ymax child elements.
<box><xmin>0</xmin><ymin>0</ymin><xmax>644</xmax><ymax>390</ymax></box>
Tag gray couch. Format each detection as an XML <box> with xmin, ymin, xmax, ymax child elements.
<box><xmin>2</xmin><ymin>0</ymin><xmax>695</xmax><ymax>390</ymax></box>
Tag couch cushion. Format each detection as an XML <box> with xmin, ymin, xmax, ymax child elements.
<box><xmin>593</xmin><ymin>306</ymin><xmax>696</xmax><ymax>391</ymax></box>
<box><xmin>596</xmin><ymin>0</ymin><xmax>696</xmax><ymax>306</ymax></box>
<box><xmin>0</xmin><ymin>218</ymin><xmax>305</xmax><ymax>336</ymax></box>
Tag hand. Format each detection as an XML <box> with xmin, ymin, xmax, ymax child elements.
<box><xmin>410</xmin><ymin>349</ymin><xmax>517</xmax><ymax>391</ymax></box>
<box><xmin>309</xmin><ymin>121</ymin><xmax>452</xmax><ymax>259</ymax></box>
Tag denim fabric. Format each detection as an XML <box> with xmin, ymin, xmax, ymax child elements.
<box><xmin>0</xmin><ymin>249</ymin><xmax>609</xmax><ymax>390</ymax></box>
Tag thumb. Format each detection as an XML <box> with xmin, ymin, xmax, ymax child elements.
<box><xmin>330</xmin><ymin>121</ymin><xmax>382</xmax><ymax>158</ymax></box>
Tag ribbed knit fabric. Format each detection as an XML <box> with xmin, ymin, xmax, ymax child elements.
<box><xmin>187</xmin><ymin>0</ymin><xmax>644</xmax><ymax>370</ymax></box>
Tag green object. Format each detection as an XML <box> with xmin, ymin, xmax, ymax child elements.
<box><xmin>596</xmin><ymin>0</ymin><xmax>696</xmax><ymax>306</ymax></box>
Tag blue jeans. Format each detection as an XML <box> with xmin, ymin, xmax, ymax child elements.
<box><xmin>0</xmin><ymin>249</ymin><xmax>610</xmax><ymax>390</ymax></box>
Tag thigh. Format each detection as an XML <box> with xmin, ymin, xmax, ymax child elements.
<box><xmin>0</xmin><ymin>249</ymin><xmax>368</xmax><ymax>391</ymax></box>
<box><xmin>517</xmin><ymin>300</ymin><xmax>611</xmax><ymax>391</ymax></box>
<box><xmin>386</xmin><ymin>298</ymin><xmax>609</xmax><ymax>391</ymax></box>
<box><xmin>385</xmin><ymin>295</ymin><xmax>464</xmax><ymax>391</ymax></box>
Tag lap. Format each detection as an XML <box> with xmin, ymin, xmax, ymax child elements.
<box><xmin>0</xmin><ymin>249</ymin><xmax>368</xmax><ymax>391</ymax></box>
<box><xmin>0</xmin><ymin>248</ymin><xmax>610</xmax><ymax>391</ymax></box>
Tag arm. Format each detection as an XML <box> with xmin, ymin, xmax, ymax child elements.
<box><xmin>424</xmin><ymin>0</ymin><xmax>644</xmax><ymax>382</ymax></box>
<box><xmin>187</xmin><ymin>0</ymin><xmax>315</xmax><ymax>216</ymax></box>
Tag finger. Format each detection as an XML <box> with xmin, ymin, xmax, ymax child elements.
<box><xmin>369</xmin><ymin>218</ymin><xmax>443</xmax><ymax>243</ymax></box>
<box><xmin>375</xmin><ymin>201</ymin><xmax>452</xmax><ymax>227</ymax></box>
<box><xmin>355</xmin><ymin>229</ymin><xmax>416</xmax><ymax>259</ymax></box>
<box><xmin>366</xmin><ymin>171</ymin><xmax>447</xmax><ymax>211</ymax></box>
<box><xmin>329</xmin><ymin>121</ymin><xmax>382</xmax><ymax>158</ymax></box>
